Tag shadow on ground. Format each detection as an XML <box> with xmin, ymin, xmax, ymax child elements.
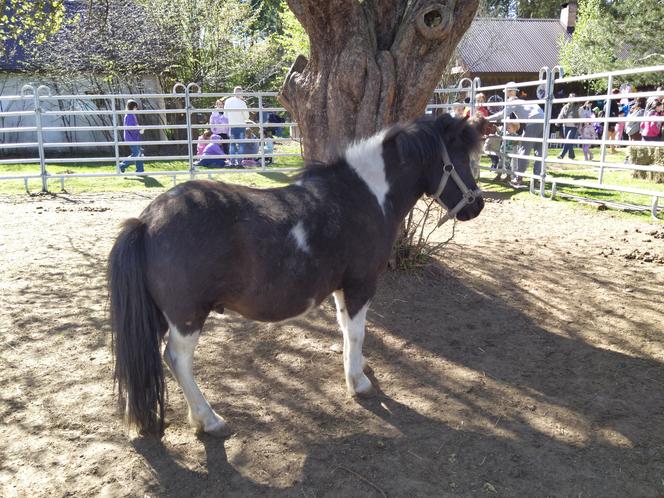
<box><xmin>128</xmin><ymin>256</ymin><xmax>664</xmax><ymax>497</ymax></box>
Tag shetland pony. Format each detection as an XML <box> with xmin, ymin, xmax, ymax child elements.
<box><xmin>108</xmin><ymin>114</ymin><xmax>484</xmax><ymax>436</ymax></box>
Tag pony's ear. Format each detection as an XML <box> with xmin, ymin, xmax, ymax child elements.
<box><xmin>468</xmin><ymin>115</ymin><xmax>487</xmax><ymax>135</ymax></box>
<box><xmin>436</xmin><ymin>113</ymin><xmax>482</xmax><ymax>154</ymax></box>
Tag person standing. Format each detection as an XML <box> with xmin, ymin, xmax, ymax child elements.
<box><xmin>557</xmin><ymin>93</ymin><xmax>580</xmax><ymax>160</ymax></box>
<box><xmin>625</xmin><ymin>98</ymin><xmax>646</xmax><ymax>141</ymax></box>
<box><xmin>223</xmin><ymin>87</ymin><xmax>250</xmax><ymax>166</ymax></box>
<box><xmin>209</xmin><ymin>98</ymin><xmax>230</xmax><ymax>155</ymax></box>
<box><xmin>579</xmin><ymin>101</ymin><xmax>597</xmax><ymax>161</ymax></box>
<box><xmin>488</xmin><ymin>82</ymin><xmax>545</xmax><ymax>187</ymax></box>
<box><xmin>641</xmin><ymin>100</ymin><xmax>663</xmax><ymax>142</ymax></box>
<box><xmin>118</xmin><ymin>99</ymin><xmax>144</xmax><ymax>174</ymax></box>
<box><xmin>474</xmin><ymin>93</ymin><xmax>490</xmax><ymax>118</ymax></box>
<box><xmin>604</xmin><ymin>88</ymin><xmax>621</xmax><ymax>153</ymax></box>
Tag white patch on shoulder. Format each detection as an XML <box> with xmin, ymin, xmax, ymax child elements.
<box><xmin>344</xmin><ymin>130</ymin><xmax>389</xmax><ymax>213</ymax></box>
<box><xmin>289</xmin><ymin>221</ymin><xmax>310</xmax><ymax>253</ymax></box>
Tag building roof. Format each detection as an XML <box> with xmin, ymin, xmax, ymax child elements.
<box><xmin>457</xmin><ymin>18</ymin><xmax>572</xmax><ymax>74</ymax></box>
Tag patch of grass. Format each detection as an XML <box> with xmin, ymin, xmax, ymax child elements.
<box><xmin>478</xmin><ymin>147</ymin><xmax>664</xmax><ymax>219</ymax></box>
<box><xmin>0</xmin><ymin>142</ymin><xmax>304</xmax><ymax>194</ymax></box>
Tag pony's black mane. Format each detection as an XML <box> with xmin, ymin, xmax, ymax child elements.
<box><xmin>295</xmin><ymin>114</ymin><xmax>479</xmax><ymax>181</ymax></box>
<box><xmin>385</xmin><ymin>114</ymin><xmax>480</xmax><ymax>167</ymax></box>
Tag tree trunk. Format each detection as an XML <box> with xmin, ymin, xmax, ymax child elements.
<box><xmin>278</xmin><ymin>0</ymin><xmax>479</xmax><ymax>163</ymax></box>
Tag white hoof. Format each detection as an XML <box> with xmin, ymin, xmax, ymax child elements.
<box><xmin>189</xmin><ymin>411</ymin><xmax>231</xmax><ymax>437</ymax></box>
<box><xmin>203</xmin><ymin>417</ymin><xmax>232</xmax><ymax>437</ymax></box>
<box><xmin>349</xmin><ymin>373</ymin><xmax>375</xmax><ymax>398</ymax></box>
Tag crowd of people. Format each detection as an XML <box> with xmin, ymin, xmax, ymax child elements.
<box><xmin>450</xmin><ymin>83</ymin><xmax>663</xmax><ymax>188</ymax></box>
<box><xmin>117</xmin><ymin>83</ymin><xmax>662</xmax><ymax>176</ymax></box>
<box><xmin>117</xmin><ymin>86</ymin><xmax>280</xmax><ymax>173</ymax></box>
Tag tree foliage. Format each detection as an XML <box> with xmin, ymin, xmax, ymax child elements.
<box><xmin>139</xmin><ymin>0</ymin><xmax>278</xmax><ymax>89</ymax></box>
<box><xmin>560</xmin><ymin>0</ymin><xmax>664</xmax><ymax>88</ymax></box>
<box><xmin>478</xmin><ymin>0</ymin><xmax>569</xmax><ymax>18</ymax></box>
<box><xmin>515</xmin><ymin>0</ymin><xmax>562</xmax><ymax>18</ymax></box>
<box><xmin>1</xmin><ymin>0</ymin><xmax>66</xmax><ymax>59</ymax></box>
<box><xmin>270</xmin><ymin>0</ymin><xmax>309</xmax><ymax>80</ymax></box>
<box><xmin>23</xmin><ymin>0</ymin><xmax>175</xmax><ymax>77</ymax></box>
<box><xmin>20</xmin><ymin>0</ymin><xmax>285</xmax><ymax>91</ymax></box>
<box><xmin>559</xmin><ymin>0</ymin><xmax>614</xmax><ymax>79</ymax></box>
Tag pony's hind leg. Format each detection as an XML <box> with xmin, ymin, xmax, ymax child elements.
<box><xmin>163</xmin><ymin>320</ymin><xmax>230</xmax><ymax>437</ymax></box>
<box><xmin>333</xmin><ymin>291</ymin><xmax>374</xmax><ymax>397</ymax></box>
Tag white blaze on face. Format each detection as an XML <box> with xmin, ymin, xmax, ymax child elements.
<box><xmin>344</xmin><ymin>130</ymin><xmax>389</xmax><ymax>213</ymax></box>
<box><xmin>289</xmin><ymin>221</ymin><xmax>310</xmax><ymax>253</ymax></box>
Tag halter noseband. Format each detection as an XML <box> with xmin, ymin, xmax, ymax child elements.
<box><xmin>429</xmin><ymin>143</ymin><xmax>482</xmax><ymax>226</ymax></box>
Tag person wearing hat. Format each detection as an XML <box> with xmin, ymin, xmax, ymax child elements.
<box><xmin>487</xmin><ymin>82</ymin><xmax>545</xmax><ymax>187</ymax></box>
<box><xmin>118</xmin><ymin>99</ymin><xmax>144</xmax><ymax>174</ymax></box>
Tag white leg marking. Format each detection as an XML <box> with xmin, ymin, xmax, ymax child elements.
<box><xmin>289</xmin><ymin>221</ymin><xmax>310</xmax><ymax>253</ymax></box>
<box><xmin>164</xmin><ymin>321</ymin><xmax>229</xmax><ymax>435</ymax></box>
<box><xmin>333</xmin><ymin>291</ymin><xmax>372</xmax><ymax>395</ymax></box>
<box><xmin>344</xmin><ymin>130</ymin><xmax>389</xmax><ymax>213</ymax></box>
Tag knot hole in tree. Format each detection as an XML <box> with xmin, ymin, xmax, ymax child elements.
<box><xmin>416</xmin><ymin>3</ymin><xmax>452</xmax><ymax>40</ymax></box>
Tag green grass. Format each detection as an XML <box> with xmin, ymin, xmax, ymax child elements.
<box><xmin>0</xmin><ymin>142</ymin><xmax>305</xmax><ymax>194</ymax></box>
<box><xmin>479</xmin><ymin>147</ymin><xmax>664</xmax><ymax>219</ymax></box>
<box><xmin>2</xmin><ymin>143</ymin><xmax>663</xmax><ymax>220</ymax></box>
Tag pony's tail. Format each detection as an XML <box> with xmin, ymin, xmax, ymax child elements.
<box><xmin>108</xmin><ymin>218</ymin><xmax>167</xmax><ymax>435</ymax></box>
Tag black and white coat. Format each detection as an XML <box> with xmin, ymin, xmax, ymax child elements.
<box><xmin>108</xmin><ymin>114</ymin><xmax>484</xmax><ymax>436</ymax></box>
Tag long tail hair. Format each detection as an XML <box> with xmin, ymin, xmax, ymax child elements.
<box><xmin>108</xmin><ymin>218</ymin><xmax>167</xmax><ymax>435</ymax></box>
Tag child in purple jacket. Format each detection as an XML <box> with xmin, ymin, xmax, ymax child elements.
<box><xmin>118</xmin><ymin>100</ymin><xmax>144</xmax><ymax>173</ymax></box>
<box><xmin>194</xmin><ymin>134</ymin><xmax>227</xmax><ymax>168</ymax></box>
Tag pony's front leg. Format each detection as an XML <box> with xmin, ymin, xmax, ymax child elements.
<box><xmin>333</xmin><ymin>291</ymin><xmax>374</xmax><ymax>397</ymax></box>
<box><xmin>163</xmin><ymin>324</ymin><xmax>230</xmax><ymax>437</ymax></box>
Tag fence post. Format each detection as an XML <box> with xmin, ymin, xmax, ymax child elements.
<box><xmin>184</xmin><ymin>83</ymin><xmax>201</xmax><ymax>179</ymax></box>
<box><xmin>457</xmin><ymin>78</ymin><xmax>473</xmax><ymax>115</ymax></box>
<box><xmin>22</xmin><ymin>84</ymin><xmax>51</xmax><ymax>192</ymax></box>
<box><xmin>537</xmin><ymin>66</ymin><xmax>556</xmax><ymax>197</ymax></box>
<box><xmin>111</xmin><ymin>97</ymin><xmax>120</xmax><ymax>172</ymax></box>
<box><xmin>259</xmin><ymin>94</ymin><xmax>265</xmax><ymax>169</ymax></box>
<box><xmin>500</xmin><ymin>82</ymin><xmax>509</xmax><ymax>180</ymax></box>
<box><xmin>598</xmin><ymin>74</ymin><xmax>614</xmax><ymax>184</ymax></box>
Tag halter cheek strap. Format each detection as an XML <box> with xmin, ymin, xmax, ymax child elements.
<box><xmin>428</xmin><ymin>144</ymin><xmax>482</xmax><ymax>226</ymax></box>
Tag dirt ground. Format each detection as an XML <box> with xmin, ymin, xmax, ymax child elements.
<box><xmin>1</xmin><ymin>188</ymin><xmax>663</xmax><ymax>497</ymax></box>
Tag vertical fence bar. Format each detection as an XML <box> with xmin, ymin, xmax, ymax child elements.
<box><xmin>27</xmin><ymin>86</ymin><xmax>50</xmax><ymax>192</ymax></box>
<box><xmin>184</xmin><ymin>87</ymin><xmax>195</xmax><ymax>179</ymax></box>
<box><xmin>500</xmin><ymin>82</ymin><xmax>509</xmax><ymax>180</ymax></box>
<box><xmin>111</xmin><ymin>97</ymin><xmax>120</xmax><ymax>172</ymax></box>
<box><xmin>598</xmin><ymin>74</ymin><xmax>614</xmax><ymax>184</ymax></box>
<box><xmin>259</xmin><ymin>94</ymin><xmax>265</xmax><ymax>169</ymax></box>
<box><xmin>537</xmin><ymin>67</ymin><xmax>555</xmax><ymax>197</ymax></box>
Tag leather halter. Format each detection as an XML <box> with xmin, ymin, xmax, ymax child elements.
<box><xmin>429</xmin><ymin>143</ymin><xmax>482</xmax><ymax>226</ymax></box>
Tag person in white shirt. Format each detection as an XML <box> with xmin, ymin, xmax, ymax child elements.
<box><xmin>223</xmin><ymin>86</ymin><xmax>250</xmax><ymax>166</ymax></box>
<box><xmin>488</xmin><ymin>82</ymin><xmax>545</xmax><ymax>187</ymax></box>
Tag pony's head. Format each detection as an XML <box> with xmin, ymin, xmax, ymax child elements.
<box><xmin>387</xmin><ymin>114</ymin><xmax>484</xmax><ymax>223</ymax></box>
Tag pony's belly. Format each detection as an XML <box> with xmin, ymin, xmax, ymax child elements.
<box><xmin>230</xmin><ymin>295</ymin><xmax>319</xmax><ymax>323</ymax></box>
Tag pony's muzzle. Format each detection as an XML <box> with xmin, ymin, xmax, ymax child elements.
<box><xmin>456</xmin><ymin>195</ymin><xmax>484</xmax><ymax>221</ymax></box>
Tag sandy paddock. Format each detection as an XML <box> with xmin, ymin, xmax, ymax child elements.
<box><xmin>1</xmin><ymin>189</ymin><xmax>663</xmax><ymax>497</ymax></box>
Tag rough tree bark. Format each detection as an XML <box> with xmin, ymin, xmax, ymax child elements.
<box><xmin>278</xmin><ymin>0</ymin><xmax>479</xmax><ymax>163</ymax></box>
